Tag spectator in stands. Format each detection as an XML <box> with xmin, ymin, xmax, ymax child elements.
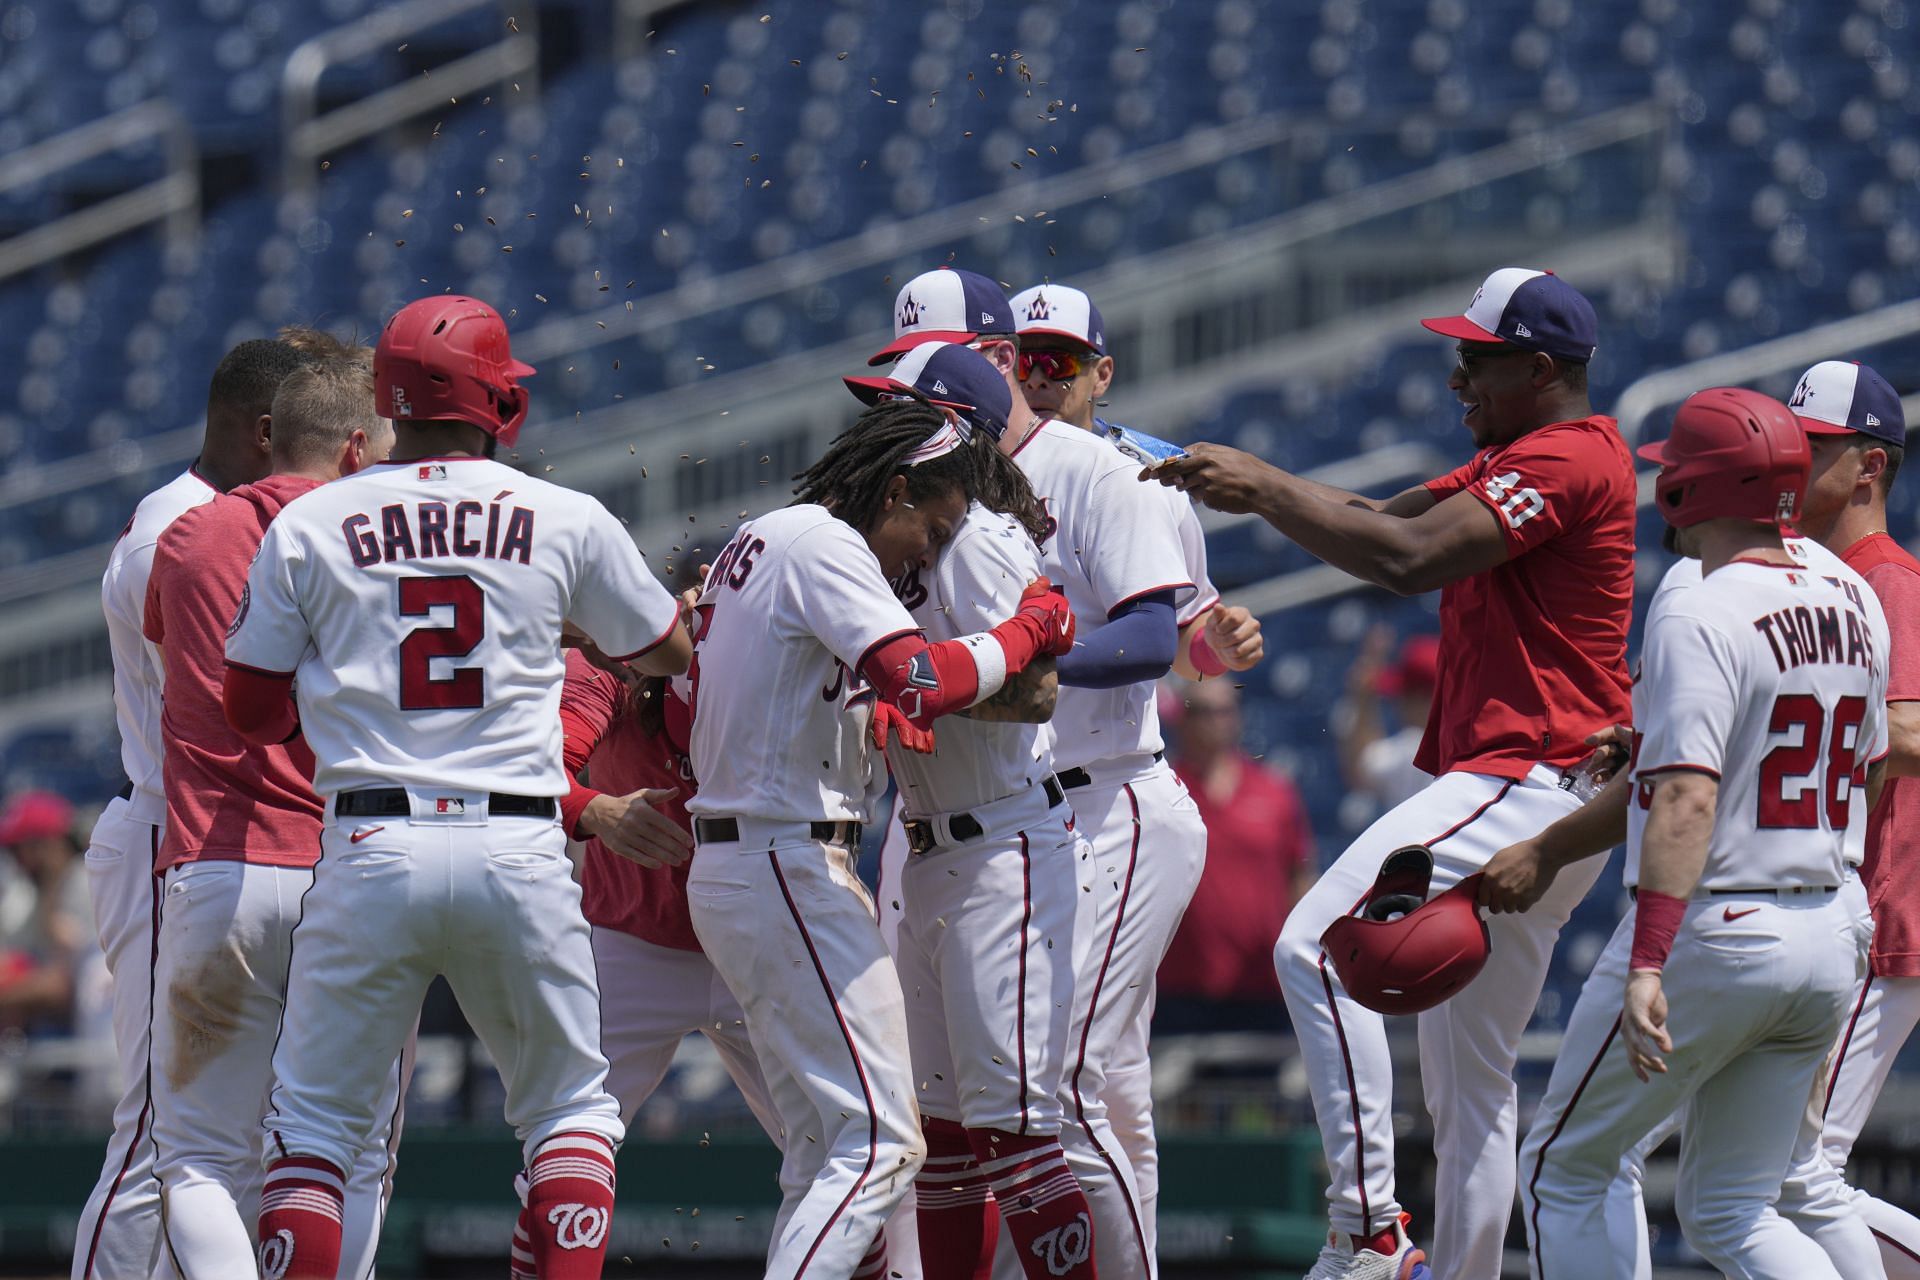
<box><xmin>0</xmin><ymin>790</ymin><xmax>90</xmax><ymax>1032</ymax></box>
<box><xmin>1157</xmin><ymin>679</ymin><xmax>1315</xmax><ymax>1032</ymax></box>
<box><xmin>1334</xmin><ymin>628</ymin><xmax>1440</xmax><ymax>815</ymax></box>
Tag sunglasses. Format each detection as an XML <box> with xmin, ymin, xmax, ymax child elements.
<box><xmin>1017</xmin><ymin>349</ymin><xmax>1097</xmax><ymax>382</ymax></box>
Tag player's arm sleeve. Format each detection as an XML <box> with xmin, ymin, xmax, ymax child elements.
<box><xmin>1454</xmin><ymin>426</ymin><xmax>1607</xmax><ymax>557</ymax></box>
<box><xmin>557</xmin><ymin>652</ymin><xmax>626</xmax><ymax>838</ymax></box>
<box><xmin>1056</xmin><ymin>593</ymin><xmax>1179</xmax><ymax>689</ymax></box>
<box><xmin>1422</xmin><ymin>459</ymin><xmax>1478</xmax><ymax>503</ymax></box>
<box><xmin>1633</xmin><ymin>608</ymin><xmax>1742</xmax><ymax>780</ymax></box>
<box><xmin>567</xmin><ymin>501</ymin><xmax>688</xmax><ymax>672</ymax></box>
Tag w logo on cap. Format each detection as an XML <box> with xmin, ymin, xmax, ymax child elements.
<box><xmin>1789</xmin><ymin>375</ymin><xmax>1813</xmax><ymax>408</ymax></box>
<box><xmin>899</xmin><ymin>293</ymin><xmax>922</xmax><ymax>328</ymax></box>
<box><xmin>1025</xmin><ymin>293</ymin><xmax>1052</xmax><ymax>322</ymax></box>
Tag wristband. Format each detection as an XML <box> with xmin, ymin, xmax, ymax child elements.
<box><xmin>1190</xmin><ymin>629</ymin><xmax>1228</xmax><ymax>678</ymax></box>
<box><xmin>1629</xmin><ymin>889</ymin><xmax>1688</xmax><ymax>972</ymax></box>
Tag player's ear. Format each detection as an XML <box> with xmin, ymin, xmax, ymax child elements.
<box><xmin>878</xmin><ymin>472</ymin><xmax>910</xmax><ymax>514</ymax></box>
<box><xmin>1092</xmin><ymin>356</ymin><xmax>1115</xmax><ymax>397</ymax></box>
<box><xmin>1859</xmin><ymin>444</ymin><xmax>1889</xmax><ymax>490</ymax></box>
<box><xmin>254</xmin><ymin>412</ymin><xmax>274</xmax><ymax>456</ymax></box>
<box><xmin>1530</xmin><ymin>353</ymin><xmax>1557</xmax><ymax>389</ymax></box>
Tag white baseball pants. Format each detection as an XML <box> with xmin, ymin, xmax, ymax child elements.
<box><xmin>893</xmin><ymin>805</ymin><xmax>1085</xmax><ymax>1133</ymax></box>
<box><xmin>1798</xmin><ymin>967</ymin><xmax>1920</xmax><ymax>1276</ymax></box>
<box><xmin>148</xmin><ymin>860</ymin><xmax>404</xmax><ymax>1280</ymax></box>
<box><xmin>1522</xmin><ymin>887</ymin><xmax>1867</xmax><ymax>1280</ymax></box>
<box><xmin>1609</xmin><ymin>874</ymin><xmax>1885</xmax><ymax>1280</ymax></box>
<box><xmin>590</xmin><ymin>926</ymin><xmax>780</xmax><ymax>1141</ymax></box>
<box><xmin>71</xmin><ymin>799</ymin><xmax>163</xmax><ymax>1280</ymax></box>
<box><xmin>689</xmin><ymin>827</ymin><xmax>926</xmax><ymax>1279</ymax></box>
<box><xmin>267</xmin><ymin>795</ymin><xmax>622</xmax><ymax>1179</ymax></box>
<box><xmin>1274</xmin><ymin>765</ymin><xmax>1600</xmax><ymax>1279</ymax></box>
<box><xmin>1056</xmin><ymin>760</ymin><xmax>1206</xmax><ymax>1280</ymax></box>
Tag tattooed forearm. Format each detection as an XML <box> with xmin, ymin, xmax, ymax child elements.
<box><xmin>960</xmin><ymin>657</ymin><xmax>1057</xmax><ymax>723</ymax></box>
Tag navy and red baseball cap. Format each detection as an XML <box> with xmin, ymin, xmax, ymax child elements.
<box><xmin>1788</xmin><ymin>359</ymin><xmax>1906</xmax><ymax>447</ymax></box>
<box><xmin>868</xmin><ymin>268</ymin><xmax>1015</xmax><ymax>365</ymax></box>
<box><xmin>1421</xmin><ymin>268</ymin><xmax>1598</xmax><ymax>364</ymax></box>
<box><xmin>1010</xmin><ymin>283</ymin><xmax>1106</xmax><ymax>355</ymax></box>
<box><xmin>844</xmin><ymin>340</ymin><xmax>1014</xmax><ymax>439</ymax></box>
<box><xmin>0</xmin><ymin>790</ymin><xmax>73</xmax><ymax>846</ymax></box>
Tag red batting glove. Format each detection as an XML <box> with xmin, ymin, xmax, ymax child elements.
<box><xmin>872</xmin><ymin>701</ymin><xmax>936</xmax><ymax>754</ymax></box>
<box><xmin>1014</xmin><ymin>578</ymin><xmax>1077</xmax><ymax>656</ymax></box>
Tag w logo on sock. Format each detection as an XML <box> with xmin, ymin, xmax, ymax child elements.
<box><xmin>257</xmin><ymin>1229</ymin><xmax>296</xmax><ymax>1279</ymax></box>
<box><xmin>1029</xmin><ymin>1212</ymin><xmax>1092</xmax><ymax>1276</ymax></box>
<box><xmin>547</xmin><ymin>1202</ymin><xmax>610</xmax><ymax>1250</ymax></box>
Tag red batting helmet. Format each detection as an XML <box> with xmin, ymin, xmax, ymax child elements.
<box><xmin>1635</xmin><ymin>387</ymin><xmax>1809</xmax><ymax>529</ymax></box>
<box><xmin>375</xmin><ymin>296</ymin><xmax>537</xmax><ymax>448</ymax></box>
<box><xmin>1320</xmin><ymin>846</ymin><xmax>1491</xmax><ymax>1015</ymax></box>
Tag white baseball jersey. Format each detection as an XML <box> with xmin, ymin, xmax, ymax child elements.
<box><xmin>1008</xmin><ymin>420</ymin><xmax>1194</xmax><ymax>771</ymax></box>
<box><xmin>225</xmin><ymin>456</ymin><xmax>679</xmax><ymax>797</ymax></box>
<box><xmin>887</xmin><ymin>504</ymin><xmax>1054</xmax><ymax>816</ymax></box>
<box><xmin>103</xmin><ymin>467</ymin><xmax>217</xmax><ymax>824</ymax></box>
<box><xmin>1628</xmin><ymin>558</ymin><xmax>1890</xmax><ymax>891</ymax></box>
<box><xmin>1099</xmin><ymin>425</ymin><xmax>1220</xmax><ymax>625</ymax></box>
<box><xmin>685</xmin><ymin>504</ymin><xmax>919</xmax><ymax>824</ymax></box>
<box><xmin>1651</xmin><ymin>534</ymin><xmax>1888</xmax><ymax>867</ymax></box>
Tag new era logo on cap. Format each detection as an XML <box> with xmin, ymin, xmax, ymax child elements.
<box><xmin>1420</xmin><ymin>267</ymin><xmax>1598</xmax><ymax>364</ymax></box>
<box><xmin>1790</xmin><ymin>359</ymin><xmax>1906</xmax><ymax>446</ymax></box>
<box><xmin>869</xmin><ymin>268</ymin><xmax>1014</xmax><ymax>365</ymax></box>
<box><xmin>1009</xmin><ymin>283</ymin><xmax>1107</xmax><ymax>356</ymax></box>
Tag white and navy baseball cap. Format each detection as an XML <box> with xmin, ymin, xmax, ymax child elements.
<box><xmin>1788</xmin><ymin>360</ymin><xmax>1906</xmax><ymax>447</ymax></box>
<box><xmin>1420</xmin><ymin>267</ymin><xmax>1598</xmax><ymax>363</ymax></box>
<box><xmin>868</xmin><ymin>268</ymin><xmax>1015</xmax><ymax>366</ymax></box>
<box><xmin>1010</xmin><ymin>283</ymin><xmax>1107</xmax><ymax>355</ymax></box>
<box><xmin>844</xmin><ymin>340</ymin><xmax>1014</xmax><ymax>439</ymax></box>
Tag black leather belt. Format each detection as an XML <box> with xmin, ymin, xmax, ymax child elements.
<box><xmin>116</xmin><ymin>781</ymin><xmax>134</xmax><ymax>800</ymax></box>
<box><xmin>905</xmin><ymin>776</ymin><xmax>1067</xmax><ymax>855</ymax></box>
<box><xmin>1057</xmin><ymin>750</ymin><xmax>1163</xmax><ymax>792</ymax></box>
<box><xmin>335</xmin><ymin>788</ymin><xmax>555</xmax><ymax>818</ymax></box>
<box><xmin>693</xmin><ymin>817</ymin><xmax>862</xmax><ymax>847</ymax></box>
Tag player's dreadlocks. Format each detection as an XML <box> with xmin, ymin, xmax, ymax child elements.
<box><xmin>968</xmin><ymin>433</ymin><xmax>1051</xmax><ymax>545</ymax></box>
<box><xmin>792</xmin><ymin>400</ymin><xmax>976</xmax><ymax>531</ymax></box>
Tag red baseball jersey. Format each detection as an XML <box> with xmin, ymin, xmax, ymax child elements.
<box><xmin>144</xmin><ymin>475</ymin><xmax>325</xmax><ymax>872</ymax></box>
<box><xmin>1844</xmin><ymin>533</ymin><xmax>1920</xmax><ymax>976</ymax></box>
<box><xmin>1420</xmin><ymin>415</ymin><xmax>1636</xmax><ymax>779</ymax></box>
<box><xmin>560</xmin><ymin>650</ymin><xmax>700</xmax><ymax>952</ymax></box>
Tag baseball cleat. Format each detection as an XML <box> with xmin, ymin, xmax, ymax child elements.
<box><xmin>1303</xmin><ymin>1213</ymin><xmax>1429</xmax><ymax>1280</ymax></box>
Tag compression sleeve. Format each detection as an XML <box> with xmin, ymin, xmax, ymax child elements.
<box><xmin>1055</xmin><ymin>592</ymin><xmax>1179</xmax><ymax>690</ymax></box>
<box><xmin>222</xmin><ymin>662</ymin><xmax>300</xmax><ymax>746</ymax></box>
<box><xmin>558</xmin><ymin>702</ymin><xmax>605</xmax><ymax>839</ymax></box>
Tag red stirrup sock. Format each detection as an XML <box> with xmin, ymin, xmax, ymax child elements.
<box><xmin>915</xmin><ymin>1117</ymin><xmax>1001</xmax><ymax>1280</ymax></box>
<box><xmin>510</xmin><ymin>1205</ymin><xmax>538</xmax><ymax>1278</ymax></box>
<box><xmin>852</xmin><ymin>1235</ymin><xmax>890</xmax><ymax>1280</ymax></box>
<box><xmin>966</xmin><ymin>1128</ymin><xmax>1098</xmax><ymax>1280</ymax></box>
<box><xmin>256</xmin><ymin>1155</ymin><xmax>345</xmax><ymax>1280</ymax></box>
<box><xmin>524</xmin><ymin>1133</ymin><xmax>617</xmax><ymax>1279</ymax></box>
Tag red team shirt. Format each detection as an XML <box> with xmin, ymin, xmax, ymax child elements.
<box><xmin>144</xmin><ymin>474</ymin><xmax>325</xmax><ymax>872</ymax></box>
<box><xmin>1161</xmin><ymin>754</ymin><xmax>1315</xmax><ymax>1001</ymax></box>
<box><xmin>558</xmin><ymin>650</ymin><xmax>701</xmax><ymax>952</ymax></box>
<box><xmin>1843</xmin><ymin>533</ymin><xmax>1920</xmax><ymax>977</ymax></box>
<box><xmin>1420</xmin><ymin>416</ymin><xmax>1637</xmax><ymax>778</ymax></box>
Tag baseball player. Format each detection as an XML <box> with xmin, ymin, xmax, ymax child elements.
<box><xmin>684</xmin><ymin>400</ymin><xmax>1075</xmax><ymax>1280</ymax></box>
<box><xmin>144</xmin><ymin>350</ymin><xmax>403</xmax><ymax>1280</ymax></box>
<box><xmin>876</xmin><ymin>267</ymin><xmax>1207</xmax><ymax>1280</ymax></box>
<box><xmin>842</xmin><ymin>345</ymin><xmax>1100</xmax><ymax>1280</ymax></box>
<box><xmin>499</xmin><ymin>644</ymin><xmax>781</xmax><ymax>1279</ymax></box>
<box><xmin>1149</xmin><ymin>268</ymin><xmax>1633</xmax><ymax>1279</ymax></box>
<box><xmin>73</xmin><ymin>337</ymin><xmax>303</xmax><ymax>1280</ymax></box>
<box><xmin>1008</xmin><ymin>281</ymin><xmax>1261</xmax><ymax>1263</ymax></box>
<box><xmin>222</xmin><ymin>295</ymin><xmax>690</xmax><ymax>1280</ymax></box>
<box><xmin>1520</xmin><ymin>387</ymin><xmax>1888</xmax><ymax>1279</ymax></box>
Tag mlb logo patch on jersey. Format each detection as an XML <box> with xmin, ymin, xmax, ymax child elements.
<box><xmin>417</xmin><ymin>464</ymin><xmax>447</xmax><ymax>481</ymax></box>
<box><xmin>435</xmin><ymin>797</ymin><xmax>466</xmax><ymax>814</ymax></box>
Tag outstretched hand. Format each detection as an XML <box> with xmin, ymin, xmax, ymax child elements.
<box><xmin>1143</xmin><ymin>443</ymin><xmax>1282</xmax><ymax>515</ymax></box>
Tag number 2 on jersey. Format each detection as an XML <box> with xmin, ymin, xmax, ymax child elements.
<box><xmin>1756</xmin><ymin>693</ymin><xmax>1867</xmax><ymax>829</ymax></box>
<box><xmin>398</xmin><ymin>575</ymin><xmax>485</xmax><ymax>710</ymax></box>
